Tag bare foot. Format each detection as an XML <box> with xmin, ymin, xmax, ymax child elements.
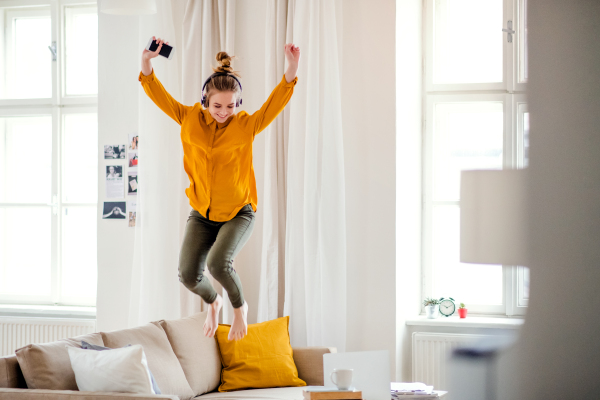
<box><xmin>228</xmin><ymin>301</ymin><xmax>248</xmax><ymax>341</ymax></box>
<box><xmin>203</xmin><ymin>294</ymin><xmax>223</xmax><ymax>338</ymax></box>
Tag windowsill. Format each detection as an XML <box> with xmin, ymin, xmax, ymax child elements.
<box><xmin>406</xmin><ymin>315</ymin><xmax>524</xmax><ymax>329</ymax></box>
<box><xmin>0</xmin><ymin>304</ymin><xmax>96</xmax><ymax>319</ymax></box>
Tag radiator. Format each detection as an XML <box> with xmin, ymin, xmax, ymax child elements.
<box><xmin>412</xmin><ymin>332</ymin><xmax>488</xmax><ymax>393</ymax></box>
<box><xmin>0</xmin><ymin>316</ymin><xmax>96</xmax><ymax>357</ymax></box>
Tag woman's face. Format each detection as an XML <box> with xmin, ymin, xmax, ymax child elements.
<box><xmin>208</xmin><ymin>91</ymin><xmax>237</xmax><ymax>123</ymax></box>
<box><xmin>109</xmin><ymin>166</ymin><xmax>115</xmax><ymax>174</ymax></box>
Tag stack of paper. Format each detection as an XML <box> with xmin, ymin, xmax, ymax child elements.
<box><xmin>391</xmin><ymin>382</ymin><xmax>437</xmax><ymax>398</ymax></box>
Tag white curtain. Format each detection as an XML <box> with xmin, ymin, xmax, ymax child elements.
<box><xmin>258</xmin><ymin>0</ymin><xmax>347</xmax><ymax>352</ymax></box>
<box><xmin>129</xmin><ymin>0</ymin><xmax>237</xmax><ymax>327</ymax></box>
<box><xmin>257</xmin><ymin>0</ymin><xmax>293</xmax><ymax>323</ymax></box>
<box><xmin>129</xmin><ymin>0</ymin><xmax>188</xmax><ymax>327</ymax></box>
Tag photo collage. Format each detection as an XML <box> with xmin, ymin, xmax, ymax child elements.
<box><xmin>102</xmin><ymin>133</ymin><xmax>138</xmax><ymax>227</ymax></box>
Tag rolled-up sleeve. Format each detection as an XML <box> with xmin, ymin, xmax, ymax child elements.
<box><xmin>239</xmin><ymin>74</ymin><xmax>298</xmax><ymax>137</ymax></box>
<box><xmin>139</xmin><ymin>70</ymin><xmax>191</xmax><ymax>125</ymax></box>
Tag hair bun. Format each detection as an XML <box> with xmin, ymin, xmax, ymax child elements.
<box><xmin>216</xmin><ymin>51</ymin><xmax>232</xmax><ymax>70</ymax></box>
<box><xmin>212</xmin><ymin>51</ymin><xmax>240</xmax><ymax>76</ymax></box>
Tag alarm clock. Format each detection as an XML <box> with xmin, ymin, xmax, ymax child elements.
<box><xmin>439</xmin><ymin>297</ymin><xmax>456</xmax><ymax>317</ymax></box>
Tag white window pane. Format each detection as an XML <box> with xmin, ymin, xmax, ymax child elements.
<box><xmin>0</xmin><ymin>116</ymin><xmax>53</xmax><ymax>203</ymax></box>
<box><xmin>523</xmin><ymin>112</ymin><xmax>530</xmax><ymax>167</ymax></box>
<box><xmin>431</xmin><ymin>205</ymin><xmax>503</xmax><ymax>305</ymax></box>
<box><xmin>433</xmin><ymin>102</ymin><xmax>504</xmax><ymax>201</ymax></box>
<box><xmin>519</xmin><ymin>0</ymin><xmax>528</xmax><ymax>83</ymax></box>
<box><xmin>433</xmin><ymin>0</ymin><xmax>503</xmax><ymax>84</ymax></box>
<box><xmin>63</xmin><ymin>113</ymin><xmax>98</xmax><ymax>203</ymax></box>
<box><xmin>2</xmin><ymin>8</ymin><xmax>52</xmax><ymax>99</ymax></box>
<box><xmin>0</xmin><ymin>207</ymin><xmax>52</xmax><ymax>296</ymax></box>
<box><xmin>61</xmin><ymin>206</ymin><xmax>97</xmax><ymax>301</ymax></box>
<box><xmin>65</xmin><ymin>6</ymin><xmax>98</xmax><ymax>96</ymax></box>
<box><xmin>520</xmin><ymin>266</ymin><xmax>530</xmax><ymax>301</ymax></box>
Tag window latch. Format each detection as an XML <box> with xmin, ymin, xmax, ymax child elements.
<box><xmin>48</xmin><ymin>195</ymin><xmax>58</xmax><ymax>215</ymax></box>
<box><xmin>48</xmin><ymin>41</ymin><xmax>57</xmax><ymax>61</ymax></box>
<box><xmin>503</xmin><ymin>20</ymin><xmax>516</xmax><ymax>43</ymax></box>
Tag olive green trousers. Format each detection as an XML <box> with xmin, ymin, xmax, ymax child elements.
<box><xmin>178</xmin><ymin>204</ymin><xmax>256</xmax><ymax>309</ymax></box>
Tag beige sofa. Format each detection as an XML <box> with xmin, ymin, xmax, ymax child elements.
<box><xmin>0</xmin><ymin>312</ymin><xmax>335</xmax><ymax>400</ymax></box>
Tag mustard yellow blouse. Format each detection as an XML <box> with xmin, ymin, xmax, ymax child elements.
<box><xmin>138</xmin><ymin>70</ymin><xmax>297</xmax><ymax>222</ymax></box>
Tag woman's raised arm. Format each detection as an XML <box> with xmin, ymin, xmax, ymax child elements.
<box><xmin>139</xmin><ymin>36</ymin><xmax>191</xmax><ymax>125</ymax></box>
<box><xmin>240</xmin><ymin>43</ymin><xmax>301</xmax><ymax>137</ymax></box>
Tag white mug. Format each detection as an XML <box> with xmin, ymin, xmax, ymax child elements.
<box><xmin>330</xmin><ymin>368</ymin><xmax>353</xmax><ymax>390</ymax></box>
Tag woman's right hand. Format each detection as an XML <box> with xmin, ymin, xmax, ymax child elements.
<box><xmin>142</xmin><ymin>36</ymin><xmax>168</xmax><ymax>60</ymax></box>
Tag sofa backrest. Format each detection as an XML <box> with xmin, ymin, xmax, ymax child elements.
<box><xmin>0</xmin><ymin>355</ymin><xmax>25</xmax><ymax>389</ymax></box>
<box><xmin>0</xmin><ymin>313</ymin><xmax>333</xmax><ymax>394</ymax></box>
<box><xmin>100</xmin><ymin>321</ymin><xmax>195</xmax><ymax>400</ymax></box>
<box><xmin>155</xmin><ymin>311</ymin><xmax>221</xmax><ymax>397</ymax></box>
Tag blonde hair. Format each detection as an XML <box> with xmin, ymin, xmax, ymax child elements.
<box><xmin>205</xmin><ymin>52</ymin><xmax>242</xmax><ymax>107</ymax></box>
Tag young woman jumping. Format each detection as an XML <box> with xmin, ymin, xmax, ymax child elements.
<box><xmin>139</xmin><ymin>37</ymin><xmax>300</xmax><ymax>341</ymax></box>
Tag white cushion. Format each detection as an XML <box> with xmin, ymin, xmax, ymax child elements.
<box><xmin>67</xmin><ymin>344</ymin><xmax>154</xmax><ymax>394</ymax></box>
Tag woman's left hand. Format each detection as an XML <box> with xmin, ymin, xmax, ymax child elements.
<box><xmin>284</xmin><ymin>43</ymin><xmax>301</xmax><ymax>66</ymax></box>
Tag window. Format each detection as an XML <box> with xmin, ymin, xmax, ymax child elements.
<box><xmin>0</xmin><ymin>1</ymin><xmax>98</xmax><ymax>307</ymax></box>
<box><xmin>423</xmin><ymin>0</ymin><xmax>528</xmax><ymax>316</ymax></box>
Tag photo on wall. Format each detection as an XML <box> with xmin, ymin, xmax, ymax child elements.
<box><xmin>129</xmin><ymin>151</ymin><xmax>138</xmax><ymax>168</ymax></box>
<box><xmin>128</xmin><ymin>211</ymin><xmax>136</xmax><ymax>227</ymax></box>
<box><xmin>102</xmin><ymin>201</ymin><xmax>126</xmax><ymax>219</ymax></box>
<box><xmin>129</xmin><ymin>133</ymin><xmax>139</xmax><ymax>151</ymax></box>
<box><xmin>128</xmin><ymin>133</ymin><xmax>139</xmax><ymax>169</ymax></box>
<box><xmin>106</xmin><ymin>165</ymin><xmax>122</xmax><ymax>178</ymax></box>
<box><xmin>104</xmin><ymin>145</ymin><xmax>126</xmax><ymax>159</ymax></box>
<box><xmin>128</xmin><ymin>200</ymin><xmax>137</xmax><ymax>228</ymax></box>
<box><xmin>128</xmin><ymin>171</ymin><xmax>138</xmax><ymax>195</ymax></box>
<box><xmin>105</xmin><ymin>166</ymin><xmax>124</xmax><ymax>198</ymax></box>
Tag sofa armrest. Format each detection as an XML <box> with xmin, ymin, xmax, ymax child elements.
<box><xmin>0</xmin><ymin>388</ymin><xmax>179</xmax><ymax>400</ymax></box>
<box><xmin>292</xmin><ymin>347</ymin><xmax>337</xmax><ymax>386</ymax></box>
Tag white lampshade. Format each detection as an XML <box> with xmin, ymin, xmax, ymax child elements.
<box><xmin>100</xmin><ymin>0</ymin><xmax>157</xmax><ymax>15</ymax></box>
<box><xmin>460</xmin><ymin>169</ymin><xmax>529</xmax><ymax>266</ymax></box>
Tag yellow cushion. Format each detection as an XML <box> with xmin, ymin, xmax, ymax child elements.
<box><xmin>215</xmin><ymin>316</ymin><xmax>307</xmax><ymax>392</ymax></box>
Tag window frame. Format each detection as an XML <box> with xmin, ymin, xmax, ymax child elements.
<box><xmin>61</xmin><ymin>3</ymin><xmax>98</xmax><ymax>101</ymax></box>
<box><xmin>0</xmin><ymin>0</ymin><xmax>97</xmax><ymax>308</ymax></box>
<box><xmin>424</xmin><ymin>0</ymin><xmax>512</xmax><ymax>93</ymax></box>
<box><xmin>422</xmin><ymin>0</ymin><xmax>528</xmax><ymax>317</ymax></box>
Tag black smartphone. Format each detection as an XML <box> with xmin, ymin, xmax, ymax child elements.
<box><xmin>145</xmin><ymin>38</ymin><xmax>174</xmax><ymax>60</ymax></box>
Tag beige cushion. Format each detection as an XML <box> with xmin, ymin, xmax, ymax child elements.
<box><xmin>292</xmin><ymin>347</ymin><xmax>337</xmax><ymax>386</ymax></box>
<box><xmin>156</xmin><ymin>312</ymin><xmax>221</xmax><ymax>397</ymax></box>
<box><xmin>15</xmin><ymin>333</ymin><xmax>104</xmax><ymax>390</ymax></box>
<box><xmin>101</xmin><ymin>322</ymin><xmax>194</xmax><ymax>400</ymax></box>
<box><xmin>197</xmin><ymin>387</ymin><xmax>305</xmax><ymax>400</ymax></box>
<box><xmin>0</xmin><ymin>355</ymin><xmax>26</xmax><ymax>389</ymax></box>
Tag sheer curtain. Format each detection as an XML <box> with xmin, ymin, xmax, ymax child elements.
<box><xmin>128</xmin><ymin>0</ymin><xmax>237</xmax><ymax>327</ymax></box>
<box><xmin>257</xmin><ymin>0</ymin><xmax>293</xmax><ymax>323</ymax></box>
<box><xmin>180</xmin><ymin>0</ymin><xmax>236</xmax><ymax>322</ymax></box>
<box><xmin>258</xmin><ymin>0</ymin><xmax>347</xmax><ymax>352</ymax></box>
<box><xmin>129</xmin><ymin>0</ymin><xmax>188</xmax><ymax>327</ymax></box>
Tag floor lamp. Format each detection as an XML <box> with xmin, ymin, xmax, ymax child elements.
<box><xmin>447</xmin><ymin>169</ymin><xmax>528</xmax><ymax>400</ymax></box>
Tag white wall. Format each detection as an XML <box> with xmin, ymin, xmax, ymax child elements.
<box><xmin>96</xmin><ymin>13</ymin><xmax>139</xmax><ymax>332</ymax></box>
<box><xmin>395</xmin><ymin>0</ymin><xmax>422</xmax><ymax>381</ymax></box>
<box><xmin>340</xmin><ymin>0</ymin><xmax>397</xmax><ymax>378</ymax></box>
